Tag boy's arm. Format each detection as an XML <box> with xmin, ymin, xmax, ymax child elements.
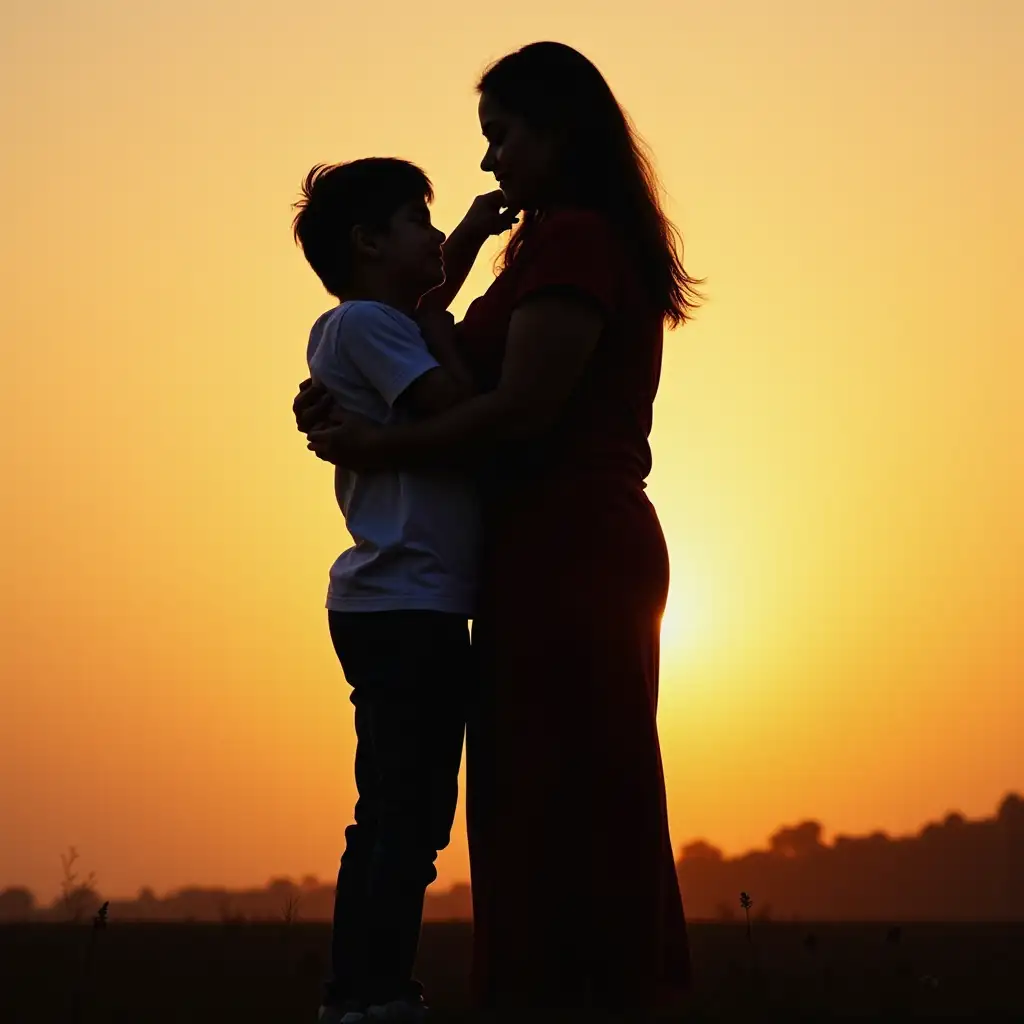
<box><xmin>402</xmin><ymin>309</ymin><xmax>475</xmax><ymax>413</ymax></box>
<box><xmin>396</xmin><ymin>311</ymin><xmax>475</xmax><ymax>414</ymax></box>
<box><xmin>418</xmin><ymin>192</ymin><xmax>518</xmax><ymax>312</ymax></box>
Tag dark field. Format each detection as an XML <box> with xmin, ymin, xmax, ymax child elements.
<box><xmin>3</xmin><ymin>920</ymin><xmax>1023</xmax><ymax>1021</ymax></box>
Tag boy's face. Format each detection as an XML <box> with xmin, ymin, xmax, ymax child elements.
<box><xmin>374</xmin><ymin>198</ymin><xmax>447</xmax><ymax>294</ymax></box>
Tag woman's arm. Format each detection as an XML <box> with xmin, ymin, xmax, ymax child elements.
<box><xmin>306</xmin><ymin>292</ymin><xmax>603</xmax><ymax>470</ymax></box>
<box><xmin>418</xmin><ymin>192</ymin><xmax>518</xmax><ymax>312</ymax></box>
<box><xmin>291</xmin><ymin>310</ymin><xmax>478</xmax><ymax>436</ymax></box>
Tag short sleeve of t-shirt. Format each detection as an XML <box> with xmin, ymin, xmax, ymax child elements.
<box><xmin>311</xmin><ymin>302</ymin><xmax>438</xmax><ymax>408</ymax></box>
<box><xmin>512</xmin><ymin>209</ymin><xmax>620</xmax><ymax>314</ymax></box>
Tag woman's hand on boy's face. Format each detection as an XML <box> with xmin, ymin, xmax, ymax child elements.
<box><xmin>464</xmin><ymin>190</ymin><xmax>519</xmax><ymax>239</ymax></box>
<box><xmin>293</xmin><ymin>378</ymin><xmax>333</xmax><ymax>433</ymax></box>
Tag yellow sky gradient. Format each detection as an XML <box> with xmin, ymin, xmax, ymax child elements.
<box><xmin>2</xmin><ymin>0</ymin><xmax>1022</xmax><ymax>903</ymax></box>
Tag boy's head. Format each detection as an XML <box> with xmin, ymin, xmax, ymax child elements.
<box><xmin>292</xmin><ymin>158</ymin><xmax>445</xmax><ymax>301</ymax></box>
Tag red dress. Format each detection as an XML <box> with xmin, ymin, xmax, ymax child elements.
<box><xmin>458</xmin><ymin>209</ymin><xmax>691</xmax><ymax>1012</ymax></box>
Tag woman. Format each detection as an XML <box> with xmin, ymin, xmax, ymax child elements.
<box><xmin>298</xmin><ymin>41</ymin><xmax>700</xmax><ymax>1016</ymax></box>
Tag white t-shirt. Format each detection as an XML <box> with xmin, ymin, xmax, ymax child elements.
<box><xmin>306</xmin><ymin>300</ymin><xmax>480</xmax><ymax>616</ymax></box>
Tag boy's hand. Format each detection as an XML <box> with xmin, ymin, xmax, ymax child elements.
<box><xmin>463</xmin><ymin>190</ymin><xmax>519</xmax><ymax>240</ymax></box>
<box><xmin>306</xmin><ymin>413</ymin><xmax>378</xmax><ymax>469</ymax></box>
<box><xmin>293</xmin><ymin>378</ymin><xmax>333</xmax><ymax>433</ymax></box>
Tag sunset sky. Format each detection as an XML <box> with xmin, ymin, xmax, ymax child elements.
<box><xmin>2</xmin><ymin>0</ymin><xmax>1021</xmax><ymax>904</ymax></box>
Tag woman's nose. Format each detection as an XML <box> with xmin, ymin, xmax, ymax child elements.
<box><xmin>480</xmin><ymin>147</ymin><xmax>495</xmax><ymax>173</ymax></box>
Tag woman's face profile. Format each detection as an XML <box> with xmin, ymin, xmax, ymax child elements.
<box><xmin>478</xmin><ymin>92</ymin><xmax>555</xmax><ymax>212</ymax></box>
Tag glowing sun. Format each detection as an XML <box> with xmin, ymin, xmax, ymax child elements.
<box><xmin>659</xmin><ymin>583</ymin><xmax>703</xmax><ymax>655</ymax></box>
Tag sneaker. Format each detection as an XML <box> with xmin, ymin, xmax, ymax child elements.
<box><xmin>365</xmin><ymin>997</ymin><xmax>428</xmax><ymax>1022</ymax></box>
<box><xmin>318</xmin><ymin>1001</ymin><xmax>367</xmax><ymax>1024</ymax></box>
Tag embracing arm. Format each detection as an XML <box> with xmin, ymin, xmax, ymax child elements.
<box><xmin>418</xmin><ymin>192</ymin><xmax>518</xmax><ymax>312</ymax></box>
<box><xmin>419</xmin><ymin>219</ymin><xmax>488</xmax><ymax>313</ymax></box>
<box><xmin>307</xmin><ymin>292</ymin><xmax>603</xmax><ymax>469</ymax></box>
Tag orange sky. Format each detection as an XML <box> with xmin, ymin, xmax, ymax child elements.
<box><xmin>2</xmin><ymin>0</ymin><xmax>1022</xmax><ymax>904</ymax></box>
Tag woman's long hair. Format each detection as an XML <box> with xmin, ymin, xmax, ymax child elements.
<box><xmin>479</xmin><ymin>42</ymin><xmax>702</xmax><ymax>327</ymax></box>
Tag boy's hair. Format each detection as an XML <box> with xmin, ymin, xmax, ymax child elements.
<box><xmin>292</xmin><ymin>158</ymin><xmax>434</xmax><ymax>298</ymax></box>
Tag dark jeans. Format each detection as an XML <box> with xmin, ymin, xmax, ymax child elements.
<box><xmin>323</xmin><ymin>610</ymin><xmax>471</xmax><ymax>1008</ymax></box>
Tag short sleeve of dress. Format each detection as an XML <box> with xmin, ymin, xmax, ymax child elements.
<box><xmin>512</xmin><ymin>209</ymin><xmax>619</xmax><ymax>315</ymax></box>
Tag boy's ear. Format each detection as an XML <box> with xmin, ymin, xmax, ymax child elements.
<box><xmin>350</xmin><ymin>224</ymin><xmax>380</xmax><ymax>259</ymax></box>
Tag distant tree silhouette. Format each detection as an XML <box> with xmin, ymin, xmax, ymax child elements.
<box><xmin>769</xmin><ymin>820</ymin><xmax>825</xmax><ymax>859</ymax></box>
<box><xmin>5</xmin><ymin>794</ymin><xmax>1022</xmax><ymax>923</ymax></box>
<box><xmin>268</xmin><ymin>877</ymin><xmax>302</xmax><ymax>922</ymax></box>
<box><xmin>676</xmin><ymin>792</ymin><xmax>1024</xmax><ymax>921</ymax></box>
<box><xmin>681</xmin><ymin>840</ymin><xmax>724</xmax><ymax>862</ymax></box>
<box><xmin>1000</xmin><ymin>793</ymin><xmax>1024</xmax><ymax>821</ymax></box>
<box><xmin>267</xmin><ymin>877</ymin><xmax>298</xmax><ymax>899</ymax></box>
<box><xmin>0</xmin><ymin>887</ymin><xmax>36</xmax><ymax>922</ymax></box>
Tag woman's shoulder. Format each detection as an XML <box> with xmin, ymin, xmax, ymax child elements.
<box><xmin>517</xmin><ymin>207</ymin><xmax>623</xmax><ymax>273</ymax></box>
<box><xmin>508</xmin><ymin>207</ymin><xmax>624</xmax><ymax>311</ymax></box>
<box><xmin>530</xmin><ymin>206</ymin><xmax>616</xmax><ymax>248</ymax></box>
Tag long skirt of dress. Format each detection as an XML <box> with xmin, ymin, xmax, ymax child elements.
<box><xmin>466</xmin><ymin>476</ymin><xmax>691</xmax><ymax>1013</ymax></box>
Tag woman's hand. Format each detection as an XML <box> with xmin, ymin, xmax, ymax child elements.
<box><xmin>306</xmin><ymin>412</ymin><xmax>380</xmax><ymax>468</ymax></box>
<box><xmin>293</xmin><ymin>378</ymin><xmax>333</xmax><ymax>432</ymax></box>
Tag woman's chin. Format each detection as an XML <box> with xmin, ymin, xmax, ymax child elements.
<box><xmin>500</xmin><ymin>185</ymin><xmax>523</xmax><ymax>212</ymax></box>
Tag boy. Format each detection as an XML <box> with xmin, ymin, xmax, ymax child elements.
<box><xmin>291</xmin><ymin>159</ymin><xmax>496</xmax><ymax>1024</ymax></box>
